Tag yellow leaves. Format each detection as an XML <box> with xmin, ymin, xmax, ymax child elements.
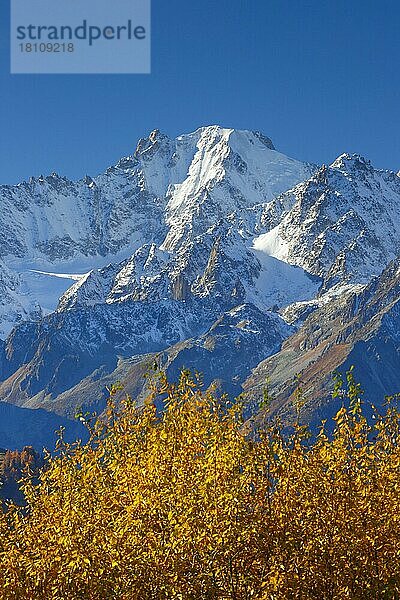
<box><xmin>167</xmin><ymin>510</ymin><xmax>175</xmax><ymax>523</ymax></box>
<box><xmin>334</xmin><ymin>405</ymin><xmax>348</xmax><ymax>427</ymax></box>
<box><xmin>0</xmin><ymin>373</ymin><xmax>399</xmax><ymax>599</ymax></box>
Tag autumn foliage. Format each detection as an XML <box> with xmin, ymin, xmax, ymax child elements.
<box><xmin>0</xmin><ymin>370</ymin><xmax>399</xmax><ymax>599</ymax></box>
<box><xmin>0</xmin><ymin>447</ymin><xmax>43</xmax><ymax>506</ymax></box>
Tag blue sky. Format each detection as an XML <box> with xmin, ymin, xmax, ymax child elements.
<box><xmin>1</xmin><ymin>0</ymin><xmax>399</xmax><ymax>184</ymax></box>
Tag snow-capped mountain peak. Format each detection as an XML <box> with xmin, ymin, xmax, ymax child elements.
<box><xmin>2</xmin><ymin>126</ymin><xmax>399</xmax><ymax>349</ymax></box>
<box><xmin>256</xmin><ymin>153</ymin><xmax>400</xmax><ymax>289</ymax></box>
<box><xmin>2</xmin><ymin>127</ymin><xmax>400</xmax><ymax>447</ymax></box>
<box><xmin>0</xmin><ymin>125</ymin><xmax>317</xmax><ymax>337</ymax></box>
<box><xmin>330</xmin><ymin>153</ymin><xmax>373</xmax><ymax>172</ymax></box>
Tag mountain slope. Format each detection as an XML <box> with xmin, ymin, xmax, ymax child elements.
<box><xmin>255</xmin><ymin>155</ymin><xmax>400</xmax><ymax>290</ymax></box>
<box><xmin>0</xmin><ymin>126</ymin><xmax>315</xmax><ymax>339</ymax></box>
<box><xmin>243</xmin><ymin>258</ymin><xmax>400</xmax><ymax>428</ymax></box>
<box><xmin>0</xmin><ymin>261</ymin><xmax>41</xmax><ymax>339</ymax></box>
<box><xmin>1</xmin><ymin>126</ymin><xmax>400</xmax><ymax>448</ymax></box>
<box><xmin>9</xmin><ymin>303</ymin><xmax>291</xmax><ymax>419</ymax></box>
<box><xmin>0</xmin><ymin>401</ymin><xmax>87</xmax><ymax>451</ymax></box>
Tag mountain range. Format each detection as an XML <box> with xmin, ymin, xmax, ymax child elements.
<box><xmin>0</xmin><ymin>125</ymin><xmax>399</xmax><ymax>449</ymax></box>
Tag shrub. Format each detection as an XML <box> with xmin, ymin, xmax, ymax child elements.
<box><xmin>0</xmin><ymin>370</ymin><xmax>399</xmax><ymax>599</ymax></box>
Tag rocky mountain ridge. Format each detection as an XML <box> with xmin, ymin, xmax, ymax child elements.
<box><xmin>0</xmin><ymin>125</ymin><xmax>399</xmax><ymax>448</ymax></box>
<box><xmin>243</xmin><ymin>257</ymin><xmax>400</xmax><ymax>428</ymax></box>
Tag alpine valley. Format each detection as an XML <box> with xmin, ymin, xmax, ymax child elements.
<box><xmin>1</xmin><ymin>125</ymin><xmax>399</xmax><ymax>449</ymax></box>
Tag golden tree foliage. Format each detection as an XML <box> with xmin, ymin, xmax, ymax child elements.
<box><xmin>0</xmin><ymin>369</ymin><xmax>399</xmax><ymax>599</ymax></box>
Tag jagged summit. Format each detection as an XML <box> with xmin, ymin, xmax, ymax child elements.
<box><xmin>3</xmin><ymin>126</ymin><xmax>279</xmax><ymax>193</ymax></box>
<box><xmin>258</xmin><ymin>151</ymin><xmax>400</xmax><ymax>288</ymax></box>
<box><xmin>134</xmin><ymin>126</ymin><xmax>276</xmax><ymax>163</ymax></box>
<box><xmin>0</xmin><ymin>125</ymin><xmax>315</xmax><ymax>338</ymax></box>
<box><xmin>0</xmin><ymin>128</ymin><xmax>399</xmax><ymax>337</ymax></box>
<box><xmin>330</xmin><ymin>153</ymin><xmax>373</xmax><ymax>172</ymax></box>
<box><xmin>134</xmin><ymin>128</ymin><xmax>172</xmax><ymax>159</ymax></box>
<box><xmin>0</xmin><ymin>125</ymin><xmax>312</xmax><ymax>261</ymax></box>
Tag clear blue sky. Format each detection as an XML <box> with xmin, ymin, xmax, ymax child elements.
<box><xmin>1</xmin><ymin>0</ymin><xmax>399</xmax><ymax>184</ymax></box>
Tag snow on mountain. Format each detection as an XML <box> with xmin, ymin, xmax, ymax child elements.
<box><xmin>0</xmin><ymin>126</ymin><xmax>315</xmax><ymax>338</ymax></box>
<box><xmin>2</xmin><ymin>125</ymin><xmax>400</xmax><ymax>445</ymax></box>
<box><xmin>256</xmin><ymin>155</ymin><xmax>400</xmax><ymax>290</ymax></box>
<box><xmin>244</xmin><ymin>257</ymin><xmax>400</xmax><ymax>428</ymax></box>
<box><xmin>1</xmin><ymin>126</ymin><xmax>313</xmax><ymax>268</ymax></box>
<box><xmin>58</xmin><ymin>218</ymin><xmax>320</xmax><ymax>319</ymax></box>
<box><xmin>161</xmin><ymin>126</ymin><xmax>314</xmax><ymax>250</ymax></box>
<box><xmin>21</xmin><ymin>270</ymin><xmax>88</xmax><ymax>317</ymax></box>
<box><xmin>0</xmin><ymin>261</ymin><xmax>41</xmax><ymax>339</ymax></box>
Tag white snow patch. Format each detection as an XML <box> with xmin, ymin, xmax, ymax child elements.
<box><xmin>253</xmin><ymin>226</ymin><xmax>289</xmax><ymax>262</ymax></box>
<box><xmin>248</xmin><ymin>247</ymin><xmax>320</xmax><ymax>310</ymax></box>
<box><xmin>21</xmin><ymin>270</ymin><xmax>87</xmax><ymax>315</ymax></box>
<box><xmin>30</xmin><ymin>270</ymin><xmax>85</xmax><ymax>281</ymax></box>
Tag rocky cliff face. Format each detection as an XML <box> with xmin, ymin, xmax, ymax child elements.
<box><xmin>256</xmin><ymin>155</ymin><xmax>400</xmax><ymax>290</ymax></box>
<box><xmin>1</xmin><ymin>126</ymin><xmax>400</xmax><ymax>446</ymax></box>
<box><xmin>243</xmin><ymin>259</ymin><xmax>400</xmax><ymax>428</ymax></box>
<box><xmin>0</xmin><ymin>126</ymin><xmax>313</xmax><ymax>269</ymax></box>
<box><xmin>0</xmin><ymin>126</ymin><xmax>314</xmax><ymax>338</ymax></box>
